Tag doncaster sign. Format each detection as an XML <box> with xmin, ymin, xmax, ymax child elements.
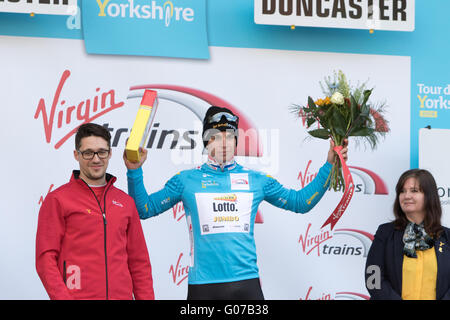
<box><xmin>0</xmin><ymin>0</ymin><xmax>77</xmax><ymax>15</ymax></box>
<box><xmin>254</xmin><ymin>0</ymin><xmax>415</xmax><ymax>31</ymax></box>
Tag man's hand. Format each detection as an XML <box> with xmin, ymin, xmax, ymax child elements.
<box><xmin>123</xmin><ymin>147</ymin><xmax>148</xmax><ymax>170</ymax></box>
<box><xmin>327</xmin><ymin>138</ymin><xmax>349</xmax><ymax>164</ymax></box>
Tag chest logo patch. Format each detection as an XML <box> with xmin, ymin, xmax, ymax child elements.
<box><xmin>195</xmin><ymin>192</ymin><xmax>254</xmax><ymax>235</ymax></box>
<box><xmin>230</xmin><ymin>173</ymin><xmax>250</xmax><ymax>190</ymax></box>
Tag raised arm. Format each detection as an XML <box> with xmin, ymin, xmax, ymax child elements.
<box><xmin>124</xmin><ymin>146</ymin><xmax>183</xmax><ymax>219</ymax></box>
<box><xmin>263</xmin><ymin>138</ymin><xmax>347</xmax><ymax>213</ymax></box>
<box><xmin>263</xmin><ymin>161</ymin><xmax>332</xmax><ymax>213</ymax></box>
<box><xmin>127</xmin><ymin>167</ymin><xmax>183</xmax><ymax>219</ymax></box>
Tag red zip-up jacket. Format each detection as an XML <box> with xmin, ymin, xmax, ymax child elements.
<box><xmin>36</xmin><ymin>171</ymin><xmax>154</xmax><ymax>300</ymax></box>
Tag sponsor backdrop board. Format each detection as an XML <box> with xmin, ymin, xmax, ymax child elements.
<box><xmin>419</xmin><ymin>128</ymin><xmax>450</xmax><ymax>228</ymax></box>
<box><xmin>0</xmin><ymin>36</ymin><xmax>410</xmax><ymax>299</ymax></box>
<box><xmin>0</xmin><ymin>0</ymin><xmax>448</xmax><ymax>169</ymax></box>
<box><xmin>81</xmin><ymin>0</ymin><xmax>210</xmax><ymax>59</ymax></box>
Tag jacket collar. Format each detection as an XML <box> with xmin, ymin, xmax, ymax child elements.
<box><xmin>205</xmin><ymin>156</ymin><xmax>237</xmax><ymax>172</ymax></box>
<box><xmin>70</xmin><ymin>170</ymin><xmax>116</xmax><ymax>186</ymax></box>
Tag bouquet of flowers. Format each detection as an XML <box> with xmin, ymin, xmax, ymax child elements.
<box><xmin>291</xmin><ymin>70</ymin><xmax>389</xmax><ymax>192</ymax></box>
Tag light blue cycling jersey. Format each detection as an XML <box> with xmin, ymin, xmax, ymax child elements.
<box><xmin>127</xmin><ymin>160</ymin><xmax>332</xmax><ymax>285</ymax></box>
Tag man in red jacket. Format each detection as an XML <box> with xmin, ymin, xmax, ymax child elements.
<box><xmin>36</xmin><ymin>123</ymin><xmax>154</xmax><ymax>300</ymax></box>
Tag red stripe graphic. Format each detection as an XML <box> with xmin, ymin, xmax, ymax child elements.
<box><xmin>348</xmin><ymin>166</ymin><xmax>388</xmax><ymax>195</ymax></box>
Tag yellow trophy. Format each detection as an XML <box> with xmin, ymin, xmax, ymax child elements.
<box><xmin>125</xmin><ymin>90</ymin><xmax>158</xmax><ymax>162</ymax></box>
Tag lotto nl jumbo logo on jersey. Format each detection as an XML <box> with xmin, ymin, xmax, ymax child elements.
<box><xmin>196</xmin><ymin>193</ymin><xmax>253</xmax><ymax>235</ymax></box>
<box><xmin>96</xmin><ymin>0</ymin><xmax>195</xmax><ymax>26</ymax></box>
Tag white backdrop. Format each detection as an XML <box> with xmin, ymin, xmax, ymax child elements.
<box><xmin>419</xmin><ymin>128</ymin><xmax>450</xmax><ymax>228</ymax></box>
<box><xmin>0</xmin><ymin>35</ymin><xmax>410</xmax><ymax>299</ymax></box>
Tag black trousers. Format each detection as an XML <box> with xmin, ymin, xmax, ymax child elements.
<box><xmin>187</xmin><ymin>278</ymin><xmax>264</xmax><ymax>300</ymax></box>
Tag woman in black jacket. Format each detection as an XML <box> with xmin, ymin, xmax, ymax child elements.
<box><xmin>365</xmin><ymin>169</ymin><xmax>450</xmax><ymax>300</ymax></box>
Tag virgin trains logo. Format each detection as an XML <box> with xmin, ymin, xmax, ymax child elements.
<box><xmin>298</xmin><ymin>223</ymin><xmax>374</xmax><ymax>257</ymax></box>
<box><xmin>34</xmin><ymin>70</ymin><xmax>124</xmax><ymax>149</ymax></box>
<box><xmin>300</xmin><ymin>286</ymin><xmax>369</xmax><ymax>300</ymax></box>
<box><xmin>298</xmin><ymin>160</ymin><xmax>388</xmax><ymax>195</ymax></box>
<box><xmin>169</xmin><ymin>252</ymin><xmax>189</xmax><ymax>286</ymax></box>
<box><xmin>33</xmin><ymin>70</ymin><xmax>263</xmax><ymax>158</ymax></box>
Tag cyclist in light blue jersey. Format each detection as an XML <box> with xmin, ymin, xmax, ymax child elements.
<box><xmin>124</xmin><ymin>106</ymin><xmax>348</xmax><ymax>300</ymax></box>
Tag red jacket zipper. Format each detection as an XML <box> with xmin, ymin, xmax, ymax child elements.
<box><xmin>80</xmin><ymin>179</ymin><xmax>113</xmax><ymax>300</ymax></box>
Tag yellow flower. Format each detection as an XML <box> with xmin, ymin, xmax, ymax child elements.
<box><xmin>315</xmin><ymin>97</ymin><xmax>331</xmax><ymax>106</ymax></box>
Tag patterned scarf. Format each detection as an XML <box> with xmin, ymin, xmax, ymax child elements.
<box><xmin>403</xmin><ymin>222</ymin><xmax>434</xmax><ymax>258</ymax></box>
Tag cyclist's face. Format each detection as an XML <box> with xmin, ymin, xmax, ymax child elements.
<box><xmin>207</xmin><ymin>131</ymin><xmax>236</xmax><ymax>164</ymax></box>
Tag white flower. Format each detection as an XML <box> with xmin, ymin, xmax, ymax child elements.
<box><xmin>330</xmin><ymin>92</ymin><xmax>345</xmax><ymax>105</ymax></box>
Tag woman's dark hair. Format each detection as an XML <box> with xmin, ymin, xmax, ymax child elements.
<box><xmin>75</xmin><ymin>123</ymin><xmax>111</xmax><ymax>150</ymax></box>
<box><xmin>393</xmin><ymin>169</ymin><xmax>442</xmax><ymax>237</ymax></box>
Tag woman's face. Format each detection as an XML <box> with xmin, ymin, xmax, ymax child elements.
<box><xmin>399</xmin><ymin>177</ymin><xmax>426</xmax><ymax>223</ymax></box>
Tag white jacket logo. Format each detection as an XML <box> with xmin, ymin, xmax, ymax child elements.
<box><xmin>112</xmin><ymin>200</ymin><xmax>124</xmax><ymax>207</ymax></box>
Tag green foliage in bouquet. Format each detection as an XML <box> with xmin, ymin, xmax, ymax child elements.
<box><xmin>291</xmin><ymin>70</ymin><xmax>390</xmax><ymax>192</ymax></box>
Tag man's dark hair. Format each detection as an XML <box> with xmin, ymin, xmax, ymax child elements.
<box><xmin>75</xmin><ymin>123</ymin><xmax>111</xmax><ymax>150</ymax></box>
<box><xmin>393</xmin><ymin>169</ymin><xmax>443</xmax><ymax>237</ymax></box>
